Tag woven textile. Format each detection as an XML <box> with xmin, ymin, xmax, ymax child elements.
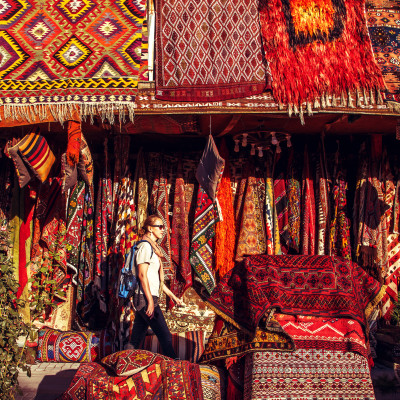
<box><xmin>36</xmin><ymin>328</ymin><xmax>112</xmax><ymax>363</ymax></box>
<box><xmin>206</xmin><ymin>255</ymin><xmax>384</xmax><ymax>334</ymax></box>
<box><xmin>200</xmin><ymin>316</ymin><xmax>294</xmax><ymax>363</ymax></box>
<box><xmin>367</xmin><ymin>7</ymin><xmax>400</xmax><ymax>103</ymax></box>
<box><xmin>274</xmin><ymin>170</ymin><xmax>289</xmax><ymax>254</ymax></box>
<box><xmin>275</xmin><ymin>314</ymin><xmax>369</xmax><ymax>358</ymax></box>
<box><xmin>243</xmin><ymin>349</ymin><xmax>375</xmax><ymax>400</ymax></box>
<box><xmin>155</xmin><ymin>0</ymin><xmax>267</xmax><ymax>101</ymax></box>
<box><xmin>301</xmin><ymin>147</ymin><xmax>316</xmax><ymax>254</ymax></box>
<box><xmin>150</xmin><ymin>163</ymin><xmax>172</xmax><ymax>278</ymax></box>
<box><xmin>169</xmin><ymin>159</ymin><xmax>191</xmax><ymax>302</ymax></box>
<box><xmin>259</xmin><ymin>0</ymin><xmax>385</xmax><ymax>111</ymax></box>
<box><xmin>133</xmin><ymin>148</ymin><xmax>148</xmax><ymax>231</ymax></box>
<box><xmin>190</xmin><ymin>187</ymin><xmax>219</xmax><ymax>295</ymax></box>
<box><xmin>143</xmin><ymin>330</ymin><xmax>205</xmax><ymax>364</ymax></box>
<box><xmin>0</xmin><ymin>0</ymin><xmax>147</xmax><ymax>122</ymax></box>
<box><xmin>215</xmin><ymin>141</ymin><xmax>236</xmax><ymax>278</ymax></box>
<box><xmin>235</xmin><ymin>172</ymin><xmax>267</xmax><ymax>261</ymax></box>
<box><xmin>60</xmin><ymin>351</ymin><xmax>205</xmax><ymax>400</ymax></box>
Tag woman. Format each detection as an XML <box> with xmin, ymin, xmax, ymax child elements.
<box><xmin>128</xmin><ymin>215</ymin><xmax>184</xmax><ymax>359</ymax></box>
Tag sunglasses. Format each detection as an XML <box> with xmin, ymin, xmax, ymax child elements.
<box><xmin>151</xmin><ymin>224</ymin><xmax>165</xmax><ymax>230</ymax></box>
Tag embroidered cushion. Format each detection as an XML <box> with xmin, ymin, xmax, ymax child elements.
<box><xmin>61</xmin><ymin>153</ymin><xmax>77</xmax><ymax>192</ymax></box>
<box><xmin>77</xmin><ymin>135</ymin><xmax>94</xmax><ymax>186</ymax></box>
<box><xmin>18</xmin><ymin>133</ymin><xmax>55</xmax><ymax>183</ymax></box>
<box><xmin>199</xmin><ymin>365</ymin><xmax>226</xmax><ymax>400</ymax></box>
<box><xmin>196</xmin><ymin>135</ymin><xmax>225</xmax><ymax>201</ymax></box>
<box><xmin>36</xmin><ymin>328</ymin><xmax>112</xmax><ymax>363</ymax></box>
<box><xmin>5</xmin><ymin>141</ymin><xmax>32</xmax><ymax>188</ymax></box>
<box><xmin>142</xmin><ymin>330</ymin><xmax>205</xmax><ymax>363</ymax></box>
<box><xmin>101</xmin><ymin>349</ymin><xmax>170</xmax><ymax>377</ymax></box>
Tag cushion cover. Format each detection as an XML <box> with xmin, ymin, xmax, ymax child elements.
<box><xmin>6</xmin><ymin>141</ymin><xmax>32</xmax><ymax>188</ymax></box>
<box><xmin>18</xmin><ymin>132</ymin><xmax>55</xmax><ymax>182</ymax></box>
<box><xmin>36</xmin><ymin>328</ymin><xmax>112</xmax><ymax>363</ymax></box>
<box><xmin>101</xmin><ymin>349</ymin><xmax>169</xmax><ymax>377</ymax></box>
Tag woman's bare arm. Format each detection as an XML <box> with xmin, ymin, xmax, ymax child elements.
<box><xmin>137</xmin><ymin>262</ymin><xmax>154</xmax><ymax>318</ymax></box>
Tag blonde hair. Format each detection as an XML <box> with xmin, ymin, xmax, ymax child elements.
<box><xmin>139</xmin><ymin>214</ymin><xmax>162</xmax><ymax>237</ymax></box>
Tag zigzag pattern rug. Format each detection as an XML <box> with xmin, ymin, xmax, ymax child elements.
<box><xmin>0</xmin><ymin>0</ymin><xmax>146</xmax><ymax>122</ymax></box>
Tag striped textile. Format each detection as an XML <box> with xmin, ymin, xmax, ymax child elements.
<box><xmin>142</xmin><ymin>331</ymin><xmax>205</xmax><ymax>363</ymax></box>
<box><xmin>274</xmin><ymin>171</ymin><xmax>289</xmax><ymax>253</ymax></box>
<box><xmin>18</xmin><ymin>132</ymin><xmax>55</xmax><ymax>182</ymax></box>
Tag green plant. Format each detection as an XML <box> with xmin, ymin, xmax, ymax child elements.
<box><xmin>0</xmin><ymin>222</ymin><xmax>30</xmax><ymax>399</ymax></box>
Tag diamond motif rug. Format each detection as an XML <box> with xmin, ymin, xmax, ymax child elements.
<box><xmin>367</xmin><ymin>6</ymin><xmax>400</xmax><ymax>103</ymax></box>
<box><xmin>0</xmin><ymin>0</ymin><xmax>147</xmax><ymax>123</ymax></box>
<box><xmin>206</xmin><ymin>255</ymin><xmax>384</xmax><ymax>334</ymax></box>
<box><xmin>259</xmin><ymin>0</ymin><xmax>385</xmax><ymax>111</ymax></box>
<box><xmin>155</xmin><ymin>0</ymin><xmax>268</xmax><ymax>101</ymax></box>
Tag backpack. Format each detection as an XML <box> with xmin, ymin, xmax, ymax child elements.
<box><xmin>118</xmin><ymin>240</ymin><xmax>153</xmax><ymax>299</ymax></box>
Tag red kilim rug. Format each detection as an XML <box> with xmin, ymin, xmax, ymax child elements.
<box><xmin>155</xmin><ymin>0</ymin><xmax>268</xmax><ymax>101</ymax></box>
<box><xmin>259</xmin><ymin>0</ymin><xmax>385</xmax><ymax>109</ymax></box>
<box><xmin>0</xmin><ymin>0</ymin><xmax>147</xmax><ymax>123</ymax></box>
<box><xmin>206</xmin><ymin>255</ymin><xmax>384</xmax><ymax>334</ymax></box>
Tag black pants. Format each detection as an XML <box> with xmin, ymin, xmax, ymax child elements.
<box><xmin>130</xmin><ymin>300</ymin><xmax>176</xmax><ymax>359</ymax></box>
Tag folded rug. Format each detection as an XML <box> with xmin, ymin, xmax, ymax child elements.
<box><xmin>206</xmin><ymin>255</ymin><xmax>384</xmax><ymax>334</ymax></box>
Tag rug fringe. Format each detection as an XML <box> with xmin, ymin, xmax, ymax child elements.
<box><xmin>365</xmin><ymin>284</ymin><xmax>387</xmax><ymax>320</ymax></box>
<box><xmin>387</xmin><ymin>101</ymin><xmax>400</xmax><ymax>114</ymax></box>
<box><xmin>0</xmin><ymin>102</ymin><xmax>135</xmax><ymax>125</ymax></box>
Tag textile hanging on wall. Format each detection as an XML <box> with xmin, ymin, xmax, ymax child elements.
<box><xmin>30</xmin><ymin>178</ymin><xmax>72</xmax><ymax>330</ymax></box>
<box><xmin>93</xmin><ymin>146</ymin><xmax>112</xmax><ymax>313</ymax></box>
<box><xmin>169</xmin><ymin>159</ymin><xmax>192</xmax><ymax>305</ymax></box>
<box><xmin>0</xmin><ymin>0</ymin><xmax>147</xmax><ymax>123</ymax></box>
<box><xmin>155</xmin><ymin>0</ymin><xmax>268</xmax><ymax>101</ymax></box>
<box><xmin>301</xmin><ymin>147</ymin><xmax>316</xmax><ymax>255</ymax></box>
<box><xmin>316</xmin><ymin>141</ymin><xmax>330</xmax><ymax>255</ymax></box>
<box><xmin>206</xmin><ymin>255</ymin><xmax>384</xmax><ymax>335</ymax></box>
<box><xmin>286</xmin><ymin>151</ymin><xmax>301</xmax><ymax>252</ymax></box>
<box><xmin>329</xmin><ymin>164</ymin><xmax>352</xmax><ymax>260</ymax></box>
<box><xmin>215</xmin><ymin>141</ymin><xmax>236</xmax><ymax>278</ymax></box>
<box><xmin>265</xmin><ymin>159</ymin><xmax>278</xmax><ymax>255</ymax></box>
<box><xmin>367</xmin><ymin>7</ymin><xmax>400</xmax><ymax>104</ymax></box>
<box><xmin>235</xmin><ymin>170</ymin><xmax>267</xmax><ymax>261</ymax></box>
<box><xmin>190</xmin><ymin>187</ymin><xmax>219</xmax><ymax>295</ymax></box>
<box><xmin>132</xmin><ymin>148</ymin><xmax>148</xmax><ymax>231</ymax></box>
<box><xmin>274</xmin><ymin>164</ymin><xmax>289</xmax><ymax>253</ymax></box>
<box><xmin>259</xmin><ymin>0</ymin><xmax>385</xmax><ymax>115</ymax></box>
<box><xmin>150</xmin><ymin>162</ymin><xmax>172</xmax><ymax>278</ymax></box>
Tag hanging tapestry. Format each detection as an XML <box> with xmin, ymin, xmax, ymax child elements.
<box><xmin>0</xmin><ymin>0</ymin><xmax>147</xmax><ymax>123</ymax></box>
<box><xmin>190</xmin><ymin>187</ymin><xmax>219</xmax><ymax>295</ymax></box>
<box><xmin>286</xmin><ymin>150</ymin><xmax>301</xmax><ymax>252</ymax></box>
<box><xmin>329</xmin><ymin>166</ymin><xmax>352</xmax><ymax>260</ymax></box>
<box><xmin>133</xmin><ymin>148</ymin><xmax>148</xmax><ymax>231</ymax></box>
<box><xmin>155</xmin><ymin>0</ymin><xmax>268</xmax><ymax>101</ymax></box>
<box><xmin>150</xmin><ymin>162</ymin><xmax>172</xmax><ymax>278</ymax></box>
<box><xmin>169</xmin><ymin>159</ymin><xmax>192</xmax><ymax>305</ymax></box>
<box><xmin>93</xmin><ymin>146</ymin><xmax>112</xmax><ymax>313</ymax></box>
<box><xmin>316</xmin><ymin>141</ymin><xmax>330</xmax><ymax>255</ymax></box>
<box><xmin>206</xmin><ymin>255</ymin><xmax>384</xmax><ymax>334</ymax></box>
<box><xmin>200</xmin><ymin>316</ymin><xmax>294</xmax><ymax>363</ymax></box>
<box><xmin>215</xmin><ymin>141</ymin><xmax>236</xmax><ymax>278</ymax></box>
<box><xmin>243</xmin><ymin>349</ymin><xmax>375</xmax><ymax>400</ymax></box>
<box><xmin>235</xmin><ymin>172</ymin><xmax>267</xmax><ymax>261</ymax></box>
<box><xmin>367</xmin><ymin>7</ymin><xmax>400</xmax><ymax>104</ymax></box>
<box><xmin>265</xmin><ymin>159</ymin><xmax>278</xmax><ymax>255</ymax></box>
<box><xmin>259</xmin><ymin>0</ymin><xmax>385</xmax><ymax>113</ymax></box>
<box><xmin>301</xmin><ymin>147</ymin><xmax>316</xmax><ymax>255</ymax></box>
<box><xmin>275</xmin><ymin>314</ymin><xmax>369</xmax><ymax>358</ymax></box>
<box><xmin>274</xmin><ymin>167</ymin><xmax>289</xmax><ymax>253</ymax></box>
